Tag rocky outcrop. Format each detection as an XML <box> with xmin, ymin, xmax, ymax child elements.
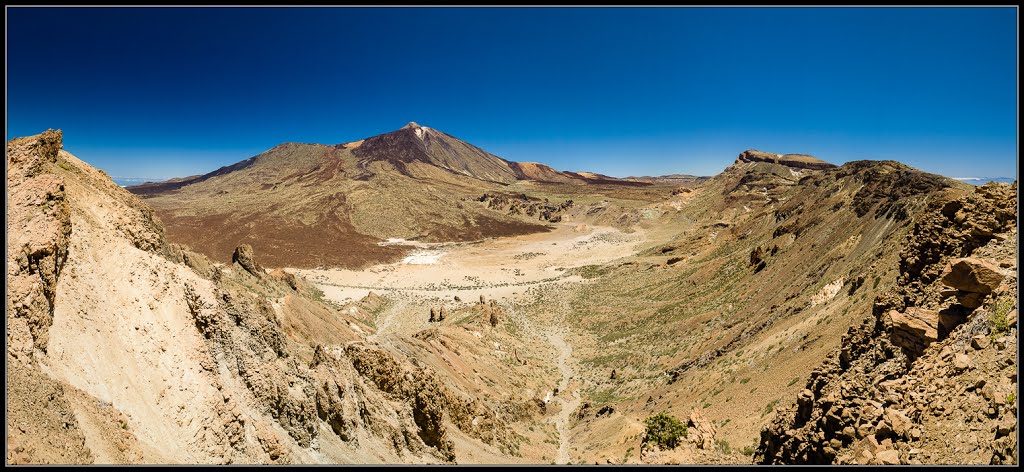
<box><xmin>7</xmin><ymin>129</ymin><xmax>72</xmax><ymax>358</ymax></box>
<box><xmin>755</xmin><ymin>182</ymin><xmax>1017</xmax><ymax>465</ymax></box>
<box><xmin>488</xmin><ymin>301</ymin><xmax>501</xmax><ymax>328</ymax></box>
<box><xmin>232</xmin><ymin>244</ymin><xmax>264</xmax><ymax>278</ymax></box>
<box><xmin>736</xmin><ymin>150</ymin><xmax>837</xmax><ymax>170</ymax></box>
<box><xmin>268</xmin><ymin>268</ymin><xmax>299</xmax><ymax>291</ymax></box>
<box><xmin>687</xmin><ymin>409</ymin><xmax>718</xmax><ymax>450</ymax></box>
<box><xmin>478</xmin><ymin>192</ymin><xmax>573</xmax><ymax>223</ymax></box>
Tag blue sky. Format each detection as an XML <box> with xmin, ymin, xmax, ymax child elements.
<box><xmin>6</xmin><ymin>7</ymin><xmax>1018</xmax><ymax>179</ymax></box>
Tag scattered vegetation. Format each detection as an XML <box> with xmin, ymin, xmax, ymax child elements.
<box><xmin>587</xmin><ymin>387</ymin><xmax>621</xmax><ymax>405</ymax></box>
<box><xmin>576</xmin><ymin>264</ymin><xmax>612</xmax><ymax>279</ymax></box>
<box><xmin>642</xmin><ymin>412</ymin><xmax>687</xmax><ymax>450</ymax></box>
<box><xmin>622</xmin><ymin>446</ymin><xmax>634</xmax><ymax>463</ymax></box>
<box><xmin>988</xmin><ymin>296</ymin><xmax>1015</xmax><ymax>336</ymax></box>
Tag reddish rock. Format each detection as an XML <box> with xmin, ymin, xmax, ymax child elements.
<box><xmin>941</xmin><ymin>258</ymin><xmax>1004</xmax><ymax>294</ymax></box>
<box><xmin>889</xmin><ymin>308</ymin><xmax>939</xmax><ymax>352</ymax></box>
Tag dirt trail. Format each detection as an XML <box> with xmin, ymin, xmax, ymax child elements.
<box><xmin>548</xmin><ymin>330</ymin><xmax>580</xmax><ymax>464</ymax></box>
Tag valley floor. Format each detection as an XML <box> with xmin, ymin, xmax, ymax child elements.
<box><xmin>294</xmin><ymin>222</ymin><xmax>647</xmax><ymax>313</ymax></box>
<box><xmin>293</xmin><ymin>222</ymin><xmax>660</xmax><ymax>464</ymax></box>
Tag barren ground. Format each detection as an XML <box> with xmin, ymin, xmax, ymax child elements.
<box><xmin>293</xmin><ymin>223</ymin><xmax>650</xmax><ymax>339</ymax></box>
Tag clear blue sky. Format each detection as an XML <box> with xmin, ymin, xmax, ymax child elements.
<box><xmin>6</xmin><ymin>7</ymin><xmax>1018</xmax><ymax>179</ymax></box>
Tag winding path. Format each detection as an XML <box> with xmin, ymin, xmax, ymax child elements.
<box><xmin>548</xmin><ymin>331</ymin><xmax>580</xmax><ymax>465</ymax></box>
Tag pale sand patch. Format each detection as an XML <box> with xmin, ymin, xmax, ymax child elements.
<box><xmin>401</xmin><ymin>251</ymin><xmax>443</xmax><ymax>265</ymax></box>
<box><xmin>810</xmin><ymin>277</ymin><xmax>846</xmax><ymax>307</ymax></box>
<box><xmin>292</xmin><ymin>222</ymin><xmax>651</xmax><ymax>339</ymax></box>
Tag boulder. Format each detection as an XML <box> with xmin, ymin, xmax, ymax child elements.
<box><xmin>889</xmin><ymin>308</ymin><xmax>939</xmax><ymax>352</ymax></box>
<box><xmin>953</xmin><ymin>353</ymin><xmax>972</xmax><ymax>371</ymax></box>
<box><xmin>875</xmin><ymin>449</ymin><xmax>900</xmax><ymax>465</ymax></box>
<box><xmin>882</xmin><ymin>408</ymin><xmax>912</xmax><ymax>439</ymax></box>
<box><xmin>941</xmin><ymin>258</ymin><xmax>1004</xmax><ymax>294</ymax></box>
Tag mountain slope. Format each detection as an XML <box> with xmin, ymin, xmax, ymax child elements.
<box><xmin>756</xmin><ymin>181</ymin><xmax>1017</xmax><ymax>465</ymax></box>
<box><xmin>6</xmin><ymin>130</ymin><xmax>555</xmax><ymax>464</ymax></box>
<box><xmin>127</xmin><ymin>123</ymin><xmax>635</xmax><ymax>269</ymax></box>
<box><xmin>516</xmin><ymin>151</ymin><xmax>992</xmax><ymax>463</ymax></box>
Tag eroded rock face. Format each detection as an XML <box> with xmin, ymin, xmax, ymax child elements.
<box><xmin>7</xmin><ymin>129</ymin><xmax>72</xmax><ymax>358</ymax></box>
<box><xmin>232</xmin><ymin>244</ymin><xmax>264</xmax><ymax>278</ymax></box>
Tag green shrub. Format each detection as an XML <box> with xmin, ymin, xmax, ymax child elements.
<box><xmin>989</xmin><ymin>296</ymin><xmax>1015</xmax><ymax>336</ymax></box>
<box><xmin>643</xmin><ymin>412</ymin><xmax>687</xmax><ymax>449</ymax></box>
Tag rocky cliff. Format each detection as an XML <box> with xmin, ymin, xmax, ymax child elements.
<box><xmin>735</xmin><ymin>150</ymin><xmax>837</xmax><ymax>171</ymax></box>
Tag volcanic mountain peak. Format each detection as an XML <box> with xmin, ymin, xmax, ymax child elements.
<box><xmin>400</xmin><ymin>121</ymin><xmax>430</xmax><ymax>139</ymax></box>
<box><xmin>350</xmin><ymin>122</ymin><xmax>523</xmax><ymax>183</ymax></box>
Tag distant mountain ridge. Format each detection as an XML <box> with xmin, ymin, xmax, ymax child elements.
<box><xmin>953</xmin><ymin>177</ymin><xmax>1016</xmax><ymax>186</ymax></box>
<box><xmin>111</xmin><ymin>176</ymin><xmax>169</xmax><ymax>187</ymax></box>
